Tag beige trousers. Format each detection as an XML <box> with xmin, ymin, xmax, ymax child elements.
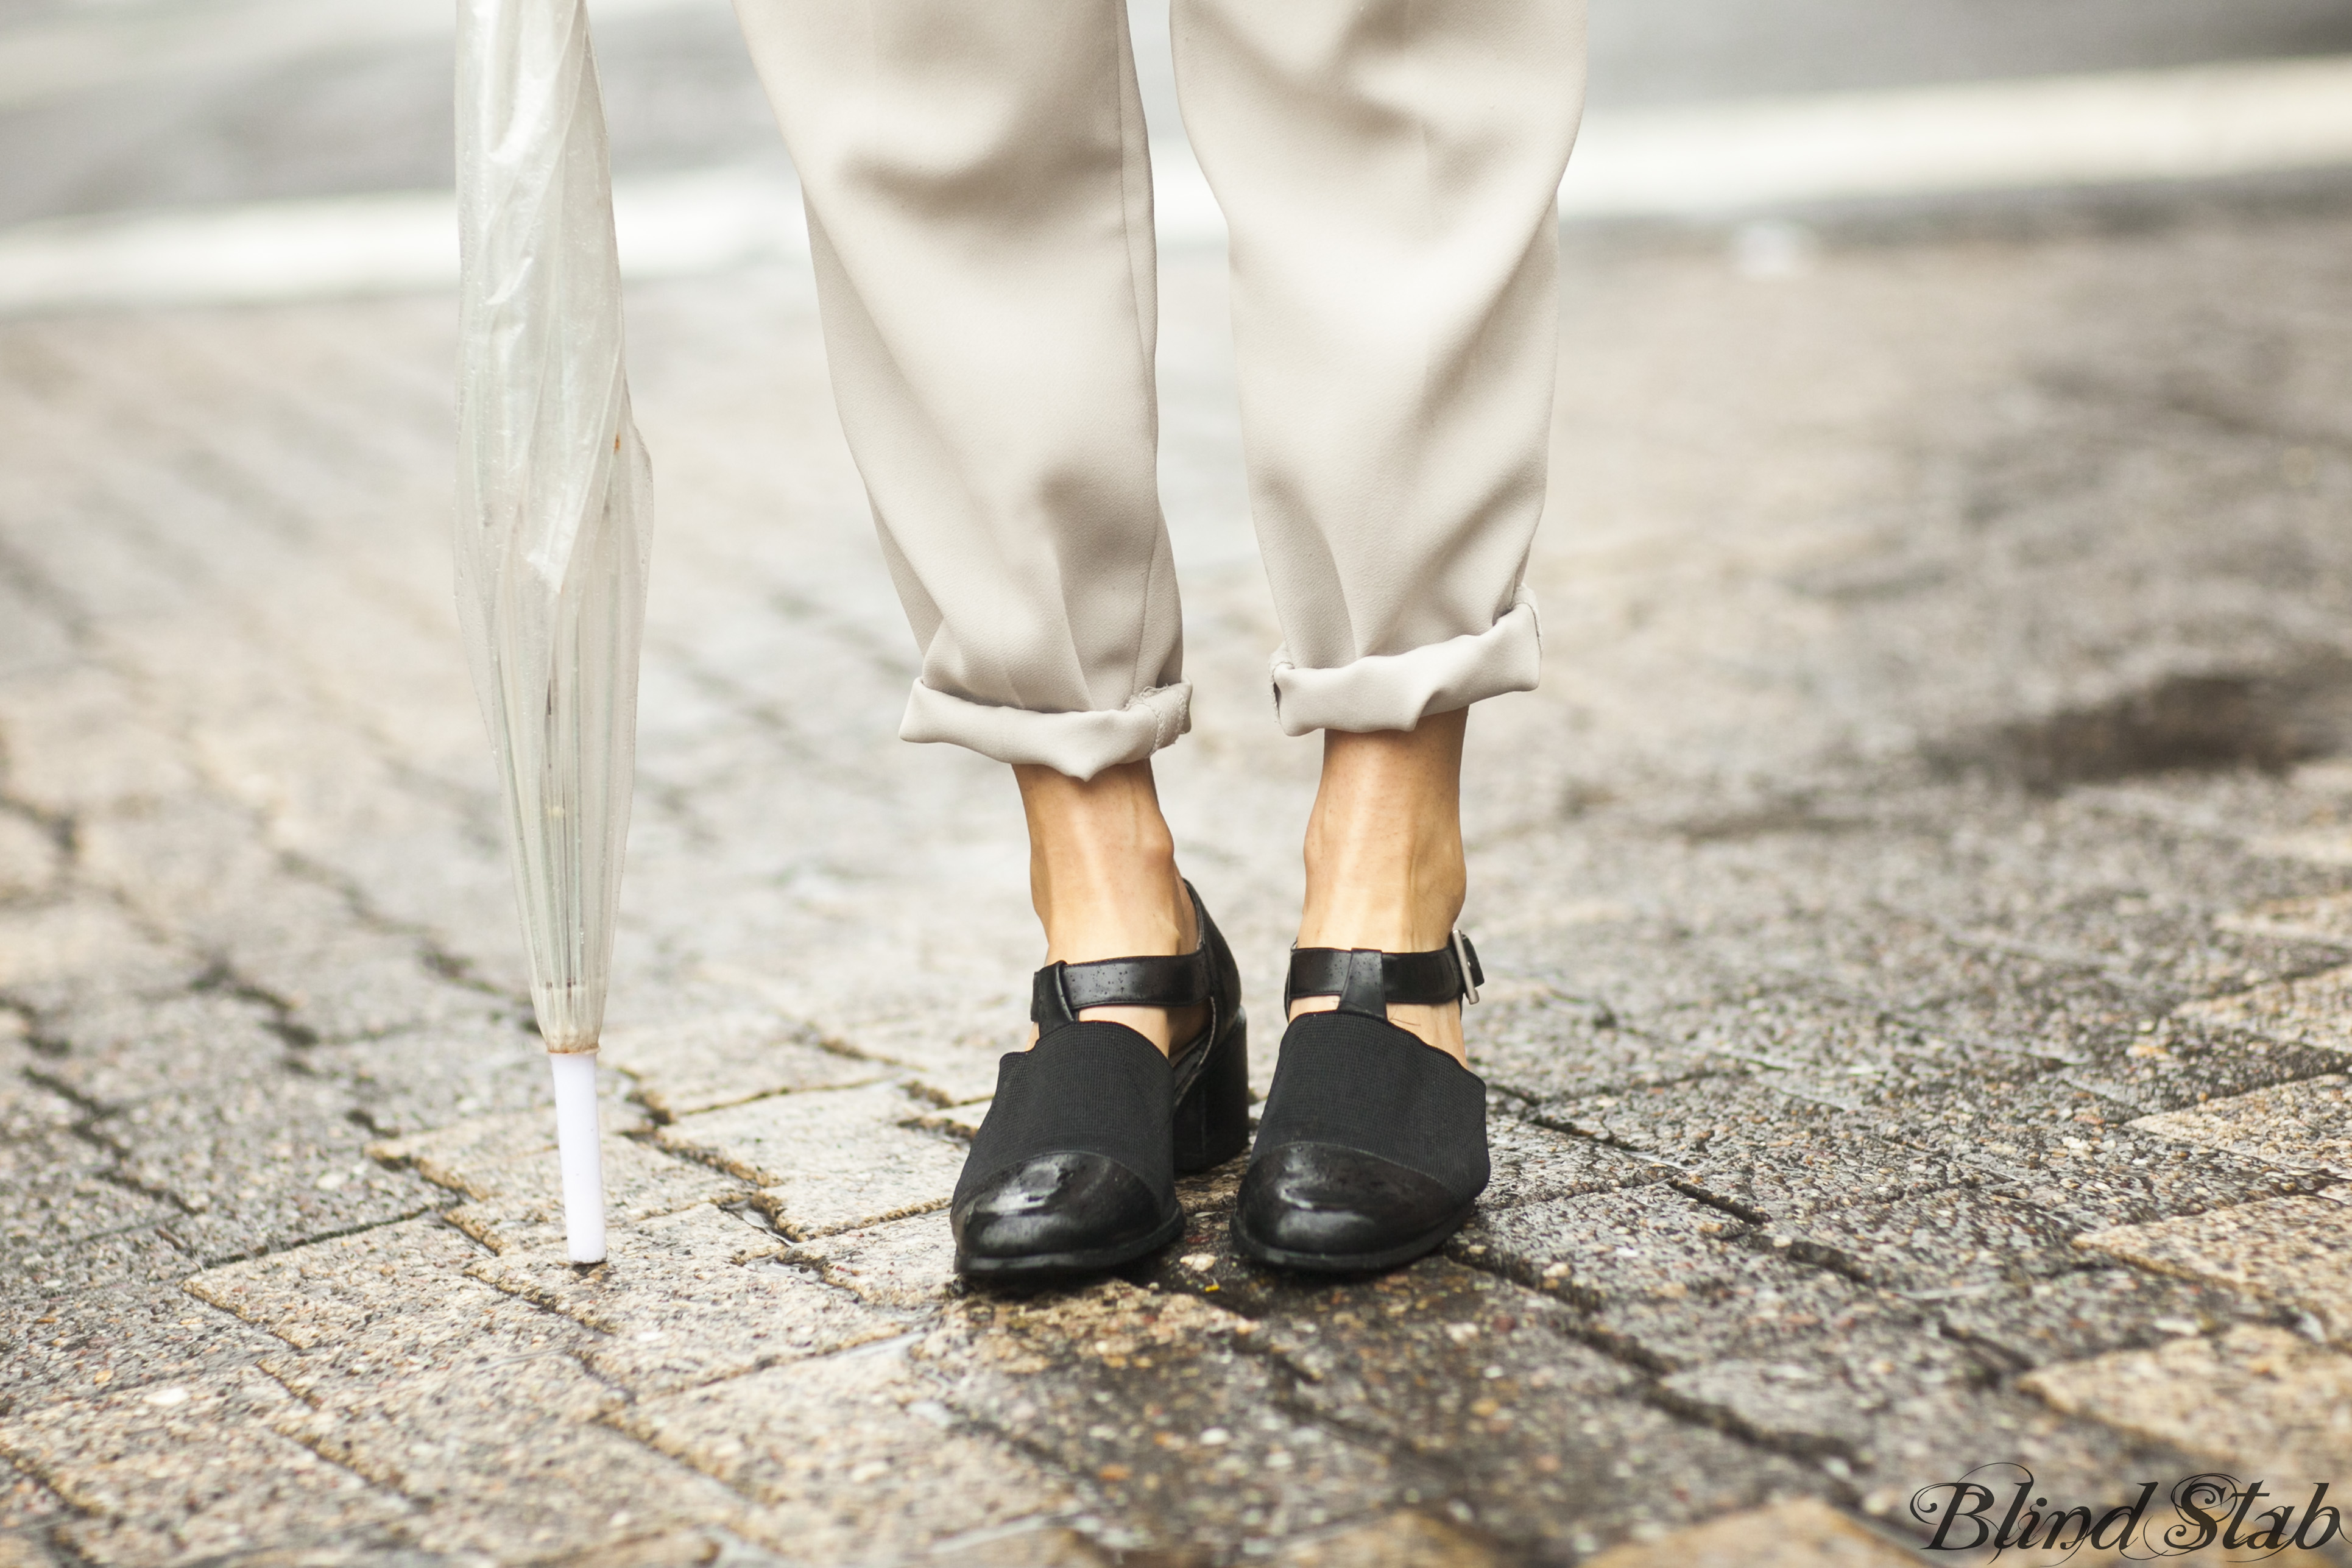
<box><xmin>733</xmin><ymin>0</ymin><xmax>1586</xmax><ymax>779</ymax></box>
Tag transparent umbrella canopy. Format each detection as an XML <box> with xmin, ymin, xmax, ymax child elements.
<box><xmin>453</xmin><ymin>0</ymin><xmax>652</xmax><ymax>1265</ymax></box>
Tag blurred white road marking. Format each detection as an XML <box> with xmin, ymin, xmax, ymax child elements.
<box><xmin>0</xmin><ymin>54</ymin><xmax>2348</xmax><ymax>314</ymax></box>
<box><xmin>1560</xmin><ymin>54</ymin><xmax>2352</xmax><ymax>217</ymax></box>
<box><xmin>0</xmin><ymin>166</ymin><xmax>807</xmax><ymax>313</ymax></box>
<box><xmin>0</xmin><ymin>0</ymin><xmax>721</xmax><ymax>112</ymax></box>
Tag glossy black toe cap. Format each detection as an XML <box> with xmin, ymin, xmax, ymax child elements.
<box><xmin>952</xmin><ymin>1150</ymin><xmax>1178</xmax><ymax>1277</ymax></box>
<box><xmin>1232</xmin><ymin>1141</ymin><xmax>1474</xmax><ymax>1272</ymax></box>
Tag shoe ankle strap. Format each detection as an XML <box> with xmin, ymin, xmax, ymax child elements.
<box><xmin>1032</xmin><ymin>950</ymin><xmax>1213</xmax><ymax>1029</ymax></box>
<box><xmin>1285</xmin><ymin>930</ymin><xmax>1483</xmax><ymax>1017</ymax></box>
<box><xmin>1031</xmin><ymin>881</ymin><xmax>1220</xmax><ymax>1031</ymax></box>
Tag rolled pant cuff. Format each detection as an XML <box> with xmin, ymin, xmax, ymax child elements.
<box><xmin>899</xmin><ymin>680</ymin><xmax>1192</xmax><ymax>779</ymax></box>
<box><xmin>1271</xmin><ymin>588</ymin><xmax>1541</xmax><ymax>736</ymax></box>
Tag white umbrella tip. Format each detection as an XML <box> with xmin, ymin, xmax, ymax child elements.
<box><xmin>548</xmin><ymin>1051</ymin><xmax>609</xmax><ymax>1265</ymax></box>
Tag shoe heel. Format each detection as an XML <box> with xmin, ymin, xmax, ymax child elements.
<box><xmin>1174</xmin><ymin>1008</ymin><xmax>1249</xmax><ymax>1173</ymax></box>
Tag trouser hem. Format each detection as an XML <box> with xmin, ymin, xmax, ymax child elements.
<box><xmin>900</xmin><ymin>680</ymin><xmax>1193</xmax><ymax>779</ymax></box>
<box><xmin>1270</xmin><ymin>588</ymin><xmax>1541</xmax><ymax>736</ymax></box>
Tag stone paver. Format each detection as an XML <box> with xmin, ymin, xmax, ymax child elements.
<box><xmin>0</xmin><ymin>899</ymin><xmax>197</xmax><ymax>1015</ymax></box>
<box><xmin>780</xmin><ymin>1212</ymin><xmax>961</xmax><ymax>1310</ymax></box>
<box><xmin>0</xmin><ymin>1371</ymin><xmax>418</xmax><ymax>1567</ymax></box>
<box><xmin>619</xmin><ymin>1343</ymin><xmax>1076</xmax><ymax>1566</ymax></box>
<box><xmin>185</xmin><ymin>1215</ymin><xmax>494</xmax><ymax>1349</ymax></box>
<box><xmin>2075</xmin><ymin>1194</ymin><xmax>2352</xmax><ymax>1343</ymax></box>
<box><xmin>2130</xmin><ymin>1075</ymin><xmax>2352</xmax><ymax>1178</ymax></box>
<box><xmin>2174</xmin><ymin>968</ymin><xmax>2352</xmax><ymax>1054</ymax></box>
<box><xmin>2022</xmin><ymin>1324</ymin><xmax>2352</xmax><ymax>1517</ymax></box>
<box><xmin>3</xmin><ymin>1280</ymin><xmax>279</xmax><ymax>1416</ymax></box>
<box><xmin>2</xmin><ymin>133</ymin><xmax>2352</xmax><ymax>1564</ymax></box>
<box><xmin>2219</xmin><ymin>891</ymin><xmax>2352</xmax><ymax>948</ymax></box>
<box><xmin>1581</xmin><ymin>1497</ymin><xmax>1917</xmax><ymax>1568</ymax></box>
<box><xmin>0</xmin><ymin>1015</ymin><xmax>72</xmax><ymax>1140</ymax></box>
<box><xmin>467</xmin><ymin>1205</ymin><xmax>904</xmax><ymax>1394</ymax></box>
<box><xmin>96</xmin><ymin>1068</ymin><xmax>442</xmax><ymax>1263</ymax></box>
<box><xmin>1933</xmin><ymin>1265</ymin><xmax>2287</xmax><ymax>1369</ymax></box>
<box><xmin>1271</xmin><ymin>1511</ymin><xmax>1508</xmax><ymax>1567</ymax></box>
<box><xmin>598</xmin><ymin>1011</ymin><xmax>889</xmax><ymax>1120</ymax></box>
<box><xmin>917</xmin><ymin>1283</ymin><xmax>1411</xmax><ymax>1553</ymax></box>
<box><xmin>184</xmin><ymin>1221</ymin><xmax>757</xmax><ymax>1561</ymax></box>
<box><xmin>655</xmin><ymin>1082</ymin><xmax>967</xmax><ymax>1240</ymax></box>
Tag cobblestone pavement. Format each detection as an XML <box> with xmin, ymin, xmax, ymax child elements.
<box><xmin>5</xmin><ymin>188</ymin><xmax>2352</xmax><ymax>1566</ymax></box>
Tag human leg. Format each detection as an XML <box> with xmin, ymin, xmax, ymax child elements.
<box><xmin>1016</xmin><ymin>760</ymin><xmax>1206</xmax><ymax>1055</ymax></box>
<box><xmin>733</xmin><ymin>0</ymin><xmax>1248</xmax><ymax>1277</ymax></box>
<box><xmin>1290</xmin><ymin>712</ymin><xmax>1469</xmax><ymax>1064</ymax></box>
<box><xmin>962</xmin><ymin>766</ymin><xmax>1251</xmax><ymax>1278</ymax></box>
<box><xmin>1167</xmin><ymin>0</ymin><xmax>1587</xmax><ymax>1270</ymax></box>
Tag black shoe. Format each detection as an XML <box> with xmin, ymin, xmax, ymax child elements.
<box><xmin>952</xmin><ymin>883</ymin><xmax>1250</xmax><ymax>1282</ymax></box>
<box><xmin>1231</xmin><ymin>933</ymin><xmax>1489</xmax><ymax>1273</ymax></box>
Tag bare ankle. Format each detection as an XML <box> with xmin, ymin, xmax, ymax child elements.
<box><xmin>1014</xmin><ymin>760</ymin><xmax>1203</xmax><ymax>1054</ymax></box>
<box><xmin>1297</xmin><ymin>713</ymin><xmax>1467</xmax><ymax>946</ymax></box>
<box><xmin>1292</xmin><ymin>712</ymin><xmax>1471</xmax><ymax>1061</ymax></box>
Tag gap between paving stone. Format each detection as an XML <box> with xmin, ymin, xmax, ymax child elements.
<box><xmin>178</xmin><ymin>1213</ymin><xmax>771</xmax><ymax>1561</ymax></box>
<box><xmin>909</xmin><ymin>1281</ymin><xmax>1435</xmax><ymax>1555</ymax></box>
<box><xmin>615</xmin><ymin>1338</ymin><xmax>1085</xmax><ymax>1564</ymax></box>
<box><xmin>0</xmin><ymin>1367</ymin><xmax>421</xmax><ymax>1567</ymax></box>
<box><xmin>651</xmin><ymin>1081</ymin><xmax>967</xmax><ymax>1241</ymax></box>
<box><xmin>365</xmin><ymin>1098</ymin><xmax>755</xmax><ymax>1255</ymax></box>
<box><xmin>596</xmin><ymin>1009</ymin><xmax>892</xmax><ymax>1121</ymax></box>
<box><xmin>464</xmin><ymin>1204</ymin><xmax>908</xmax><ymax>1396</ymax></box>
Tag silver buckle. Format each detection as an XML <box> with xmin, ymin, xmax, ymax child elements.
<box><xmin>1452</xmin><ymin>928</ymin><xmax>1480</xmax><ymax>1006</ymax></box>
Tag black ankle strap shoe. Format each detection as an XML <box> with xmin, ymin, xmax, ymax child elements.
<box><xmin>1281</xmin><ymin>928</ymin><xmax>1483</xmax><ymax>1015</ymax></box>
<box><xmin>1232</xmin><ymin>931</ymin><xmax>1489</xmax><ymax>1274</ymax></box>
<box><xmin>952</xmin><ymin>883</ymin><xmax>1249</xmax><ymax>1282</ymax></box>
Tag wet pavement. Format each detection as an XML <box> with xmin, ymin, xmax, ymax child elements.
<box><xmin>7</xmin><ymin>4</ymin><xmax>2352</xmax><ymax>1567</ymax></box>
<box><xmin>1</xmin><ymin>186</ymin><xmax>2350</xmax><ymax>1565</ymax></box>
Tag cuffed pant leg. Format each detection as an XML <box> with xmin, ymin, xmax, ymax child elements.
<box><xmin>1170</xmin><ymin>0</ymin><xmax>1586</xmax><ymax>735</ymax></box>
<box><xmin>733</xmin><ymin>0</ymin><xmax>1185</xmax><ymax>779</ymax></box>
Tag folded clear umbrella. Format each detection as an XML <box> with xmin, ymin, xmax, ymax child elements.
<box><xmin>453</xmin><ymin>0</ymin><xmax>652</xmax><ymax>1265</ymax></box>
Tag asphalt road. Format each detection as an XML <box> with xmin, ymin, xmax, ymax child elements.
<box><xmin>0</xmin><ymin>0</ymin><xmax>2346</xmax><ymax>227</ymax></box>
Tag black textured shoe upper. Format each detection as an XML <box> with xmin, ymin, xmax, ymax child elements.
<box><xmin>1235</xmin><ymin>1008</ymin><xmax>1489</xmax><ymax>1270</ymax></box>
<box><xmin>955</xmin><ymin>1020</ymin><xmax>1176</xmax><ymax>1232</ymax></box>
<box><xmin>952</xmin><ymin>883</ymin><xmax>1250</xmax><ymax>1277</ymax></box>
